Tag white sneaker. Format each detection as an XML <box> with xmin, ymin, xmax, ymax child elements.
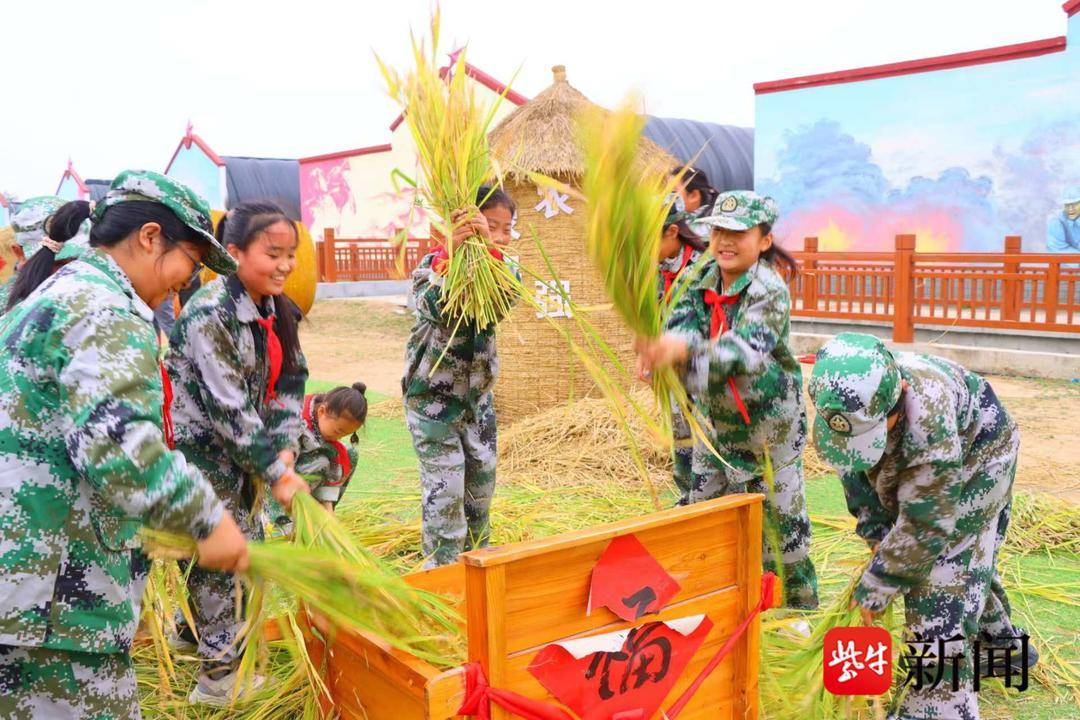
<box><xmin>188</xmin><ymin>671</ymin><xmax>271</xmax><ymax>707</ymax></box>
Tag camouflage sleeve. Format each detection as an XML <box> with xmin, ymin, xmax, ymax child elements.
<box><xmin>266</xmin><ymin>345</ymin><xmax>308</xmax><ymax>458</ymax></box>
<box><xmin>319</xmin><ymin>444</ymin><xmax>360</xmax><ymax>506</ymax></box>
<box><xmin>853</xmin><ymin>459</ymin><xmax>964</xmax><ymax>611</ymax></box>
<box><xmin>184</xmin><ymin>311</ymin><xmax>288</xmax><ymax>484</ymax></box>
<box><xmin>841</xmin><ymin>471</ymin><xmax>894</xmax><ymax>546</ymax></box>
<box><xmin>62</xmin><ymin>311</ymin><xmax>225</xmax><ymax>540</ymax></box>
<box><xmin>413</xmin><ymin>265</ymin><xmax>449</xmax><ymax>327</ymax></box>
<box><xmin>681</xmin><ymin>286</ymin><xmax>788</xmax><ymax>397</ymax></box>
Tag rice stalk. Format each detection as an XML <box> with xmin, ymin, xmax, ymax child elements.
<box><xmin>376</xmin><ymin>8</ymin><xmax>519</xmax><ymax>329</ymax></box>
<box><xmin>139</xmin><ymin>524</ymin><xmax>463</xmax><ymax>668</ymax></box>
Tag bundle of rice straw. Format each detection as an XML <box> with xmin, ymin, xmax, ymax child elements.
<box><xmin>139</xmin><ymin>511</ymin><xmax>461</xmax><ymax>668</ymax></box>
<box><xmin>760</xmin><ymin>561</ymin><xmax>902</xmax><ymax>720</ymax></box>
<box><xmin>376</xmin><ymin>9</ymin><xmax>520</xmax><ymax>330</ymax></box>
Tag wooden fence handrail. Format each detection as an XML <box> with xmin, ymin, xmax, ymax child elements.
<box><xmin>791</xmin><ymin>235</ymin><xmax>1080</xmax><ymax>340</ymax></box>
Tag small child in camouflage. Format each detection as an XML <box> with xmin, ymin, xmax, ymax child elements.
<box><xmin>809</xmin><ymin>332</ymin><xmax>1037</xmax><ymax>720</ymax></box>
<box><xmin>656</xmin><ymin>196</ymin><xmax>707</xmax><ymax>502</ymax></box>
<box><xmin>270</xmin><ymin>382</ymin><xmax>368</xmax><ymax>529</ymax></box>
<box><xmin>403</xmin><ymin>185</ymin><xmax>517</xmax><ymax>568</ymax></box>
<box><xmin>166</xmin><ymin>201</ymin><xmax>311</xmax><ymax>705</ymax></box>
<box><xmin>0</xmin><ymin>170</ymin><xmax>249</xmax><ymax>720</ymax></box>
<box><xmin>637</xmin><ymin>190</ymin><xmax>819</xmax><ymax>610</ymax></box>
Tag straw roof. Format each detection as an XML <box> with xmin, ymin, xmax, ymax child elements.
<box><xmin>489</xmin><ymin>65</ymin><xmax>674</xmax><ymax>179</ymax></box>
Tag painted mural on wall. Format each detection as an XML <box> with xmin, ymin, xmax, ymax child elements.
<box><xmin>755</xmin><ymin>14</ymin><xmax>1080</xmax><ymax>254</ymax></box>
<box><xmin>300</xmin><ymin>153</ymin><xmax>430</xmax><ymax>240</ymax></box>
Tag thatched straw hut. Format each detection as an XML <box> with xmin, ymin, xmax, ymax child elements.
<box><xmin>489</xmin><ymin>65</ymin><xmax>675</xmax><ymax>421</ymax></box>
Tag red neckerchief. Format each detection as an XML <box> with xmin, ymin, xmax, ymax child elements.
<box><xmin>702</xmin><ymin>287</ymin><xmax>751</xmax><ymax>426</ymax></box>
<box><xmin>254</xmin><ymin>316</ymin><xmax>282</xmax><ymax>405</ymax></box>
<box><xmin>302</xmin><ymin>395</ymin><xmax>352</xmax><ymax>481</ymax></box>
<box><xmin>661</xmin><ymin>244</ymin><xmax>695</xmax><ymax>299</ymax></box>
<box><xmin>160</xmin><ymin>361</ymin><xmax>175</xmax><ymax>450</ymax></box>
<box><xmin>430</xmin><ymin>243</ymin><xmax>504</xmax><ymax>274</ymax></box>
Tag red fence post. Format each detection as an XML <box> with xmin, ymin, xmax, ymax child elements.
<box><xmin>1002</xmin><ymin>236</ymin><xmax>1021</xmax><ymax>321</ymax></box>
<box><xmin>323</xmin><ymin>228</ymin><xmax>338</xmax><ymax>283</ymax></box>
<box><xmin>1045</xmin><ymin>261</ymin><xmax>1060</xmax><ymax>326</ymax></box>
<box><xmin>802</xmin><ymin>237</ymin><xmax>818</xmax><ymax>313</ymax></box>
<box><xmin>893</xmin><ymin>234</ymin><xmax>916</xmax><ymax>343</ymax></box>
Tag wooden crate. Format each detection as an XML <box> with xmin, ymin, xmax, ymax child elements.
<box><xmin>307</xmin><ymin>494</ymin><xmax>764</xmax><ymax>719</ymax></box>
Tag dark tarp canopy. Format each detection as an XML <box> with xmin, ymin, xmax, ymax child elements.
<box><xmin>85</xmin><ymin>179</ymin><xmax>110</xmax><ymax>203</ymax></box>
<box><xmin>643</xmin><ymin>116</ymin><xmax>754</xmax><ymax>194</ymax></box>
<box><xmin>222</xmin><ymin>156</ymin><xmax>302</xmax><ymax>221</ymax></box>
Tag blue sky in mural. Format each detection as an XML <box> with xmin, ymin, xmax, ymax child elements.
<box><xmin>756</xmin><ymin>15</ymin><xmax>1080</xmax><ymax>251</ymax></box>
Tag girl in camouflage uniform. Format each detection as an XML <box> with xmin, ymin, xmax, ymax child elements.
<box><xmin>269</xmin><ymin>382</ymin><xmax>367</xmax><ymax>529</ymax></box>
<box><xmin>4</xmin><ymin>201</ymin><xmax>93</xmax><ymax>314</ymax></box>
<box><xmin>166</xmin><ymin>201</ymin><xmax>310</xmax><ymax>705</ymax></box>
<box><xmin>404</xmin><ymin>186</ymin><xmax>516</xmax><ymax>568</ymax></box>
<box><xmin>656</xmin><ymin>199</ymin><xmax>707</xmax><ymax>503</ymax></box>
<box><xmin>296</xmin><ymin>382</ymin><xmax>366</xmax><ymax>510</ymax></box>
<box><xmin>0</xmin><ymin>196</ymin><xmax>65</xmax><ymax>316</ymax></box>
<box><xmin>810</xmin><ymin>333</ymin><xmax>1032</xmax><ymax>720</ymax></box>
<box><xmin>0</xmin><ymin>171</ymin><xmax>249</xmax><ymax>720</ymax></box>
<box><xmin>638</xmin><ymin>190</ymin><xmax>819</xmax><ymax>609</ymax></box>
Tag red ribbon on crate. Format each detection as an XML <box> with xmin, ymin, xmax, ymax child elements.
<box><xmin>456</xmin><ymin>572</ymin><xmax>778</xmax><ymax>720</ymax></box>
<box><xmin>663</xmin><ymin>571</ymin><xmax>778</xmax><ymax>719</ymax></box>
<box><xmin>456</xmin><ymin>662</ymin><xmax>574</xmax><ymax>720</ymax></box>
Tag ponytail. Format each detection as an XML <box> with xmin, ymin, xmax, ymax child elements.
<box><xmin>218</xmin><ymin>201</ymin><xmax>303</xmax><ymax>373</ymax></box>
<box><xmin>6</xmin><ymin>201</ymin><xmax>92</xmax><ymax>311</ymax></box>
<box><xmin>318</xmin><ymin>381</ymin><xmax>369</xmax><ymax>443</ymax></box>
<box><xmin>758</xmin><ymin>223</ymin><xmax>799</xmax><ymax>281</ymax></box>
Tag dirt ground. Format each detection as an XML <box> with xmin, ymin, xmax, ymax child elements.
<box><xmin>302</xmin><ymin>298</ymin><xmax>1080</xmax><ymax>502</ymax></box>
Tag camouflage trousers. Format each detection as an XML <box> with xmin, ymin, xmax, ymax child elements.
<box><xmin>670</xmin><ymin>394</ymin><xmax>693</xmax><ymax>504</ymax></box>
<box><xmin>691</xmin><ymin>450</ymin><xmax>819</xmax><ymax>609</ymax></box>
<box><xmin>0</xmin><ymin>645</ymin><xmax>139</xmax><ymax>719</ymax></box>
<box><xmin>406</xmin><ymin>400</ymin><xmax>497</xmax><ymax>569</ymax></box>
<box><xmin>179</xmin><ymin>449</ymin><xmax>262</xmax><ymax>671</ymax></box>
<box><xmin>892</xmin><ymin>450</ymin><xmax>1017</xmax><ymax>719</ymax></box>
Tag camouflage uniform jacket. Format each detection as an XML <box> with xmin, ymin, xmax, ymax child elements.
<box><xmin>0</xmin><ymin>249</ymin><xmax>224</xmax><ymax>653</ymax></box>
<box><xmin>403</xmin><ymin>251</ymin><xmax>500</xmax><ymax>423</ymax></box>
<box><xmin>849</xmin><ymin>353</ymin><xmax>1017</xmax><ymax>611</ymax></box>
<box><xmin>0</xmin><ymin>274</ymin><xmax>15</xmax><ymax>317</ymax></box>
<box><xmin>666</xmin><ymin>259</ymin><xmax>806</xmax><ymax>479</ymax></box>
<box><xmin>657</xmin><ymin>246</ymin><xmax>704</xmax><ymax>305</ymax></box>
<box><xmin>295</xmin><ymin>395</ymin><xmax>359</xmax><ymax>504</ymax></box>
<box><xmin>166</xmin><ymin>275</ymin><xmax>308</xmax><ymax>488</ymax></box>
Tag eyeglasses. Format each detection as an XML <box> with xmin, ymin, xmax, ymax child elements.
<box><xmin>175</xmin><ymin>243</ymin><xmax>204</xmax><ymax>286</ymax></box>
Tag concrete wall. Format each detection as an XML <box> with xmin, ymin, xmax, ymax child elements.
<box><xmin>791</xmin><ymin>320</ymin><xmax>1080</xmax><ymax>381</ymax></box>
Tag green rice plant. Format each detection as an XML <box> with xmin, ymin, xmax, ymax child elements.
<box><xmin>567</xmin><ymin>100</ymin><xmax>732</xmax><ymax>476</ymax></box>
<box><xmin>376</xmin><ymin>8</ymin><xmax>520</xmax><ymax>330</ymax></box>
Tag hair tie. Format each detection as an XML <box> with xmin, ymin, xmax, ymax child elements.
<box><xmin>40</xmin><ymin>238</ymin><xmax>63</xmax><ymax>253</ymax></box>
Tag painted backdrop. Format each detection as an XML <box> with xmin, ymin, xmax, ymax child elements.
<box><xmin>755</xmin><ymin>11</ymin><xmax>1080</xmax><ymax>254</ymax></box>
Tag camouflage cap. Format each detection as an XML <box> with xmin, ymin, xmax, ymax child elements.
<box><xmin>53</xmin><ymin>218</ymin><xmax>92</xmax><ymax>262</ymax></box>
<box><xmin>697</xmin><ymin>190</ymin><xmax>779</xmax><ymax>231</ymax></box>
<box><xmin>1063</xmin><ymin>186</ymin><xmax>1080</xmax><ymax>205</ymax></box>
<box><xmin>808</xmin><ymin>332</ymin><xmax>902</xmax><ymax>473</ymax></box>
<box><xmin>95</xmin><ymin>170</ymin><xmax>236</xmax><ymax>275</ymax></box>
<box><xmin>665</xmin><ymin>193</ymin><xmax>694</xmax><ymax>224</ymax></box>
<box><xmin>12</xmin><ymin>196</ymin><xmax>65</xmax><ymax>259</ymax></box>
